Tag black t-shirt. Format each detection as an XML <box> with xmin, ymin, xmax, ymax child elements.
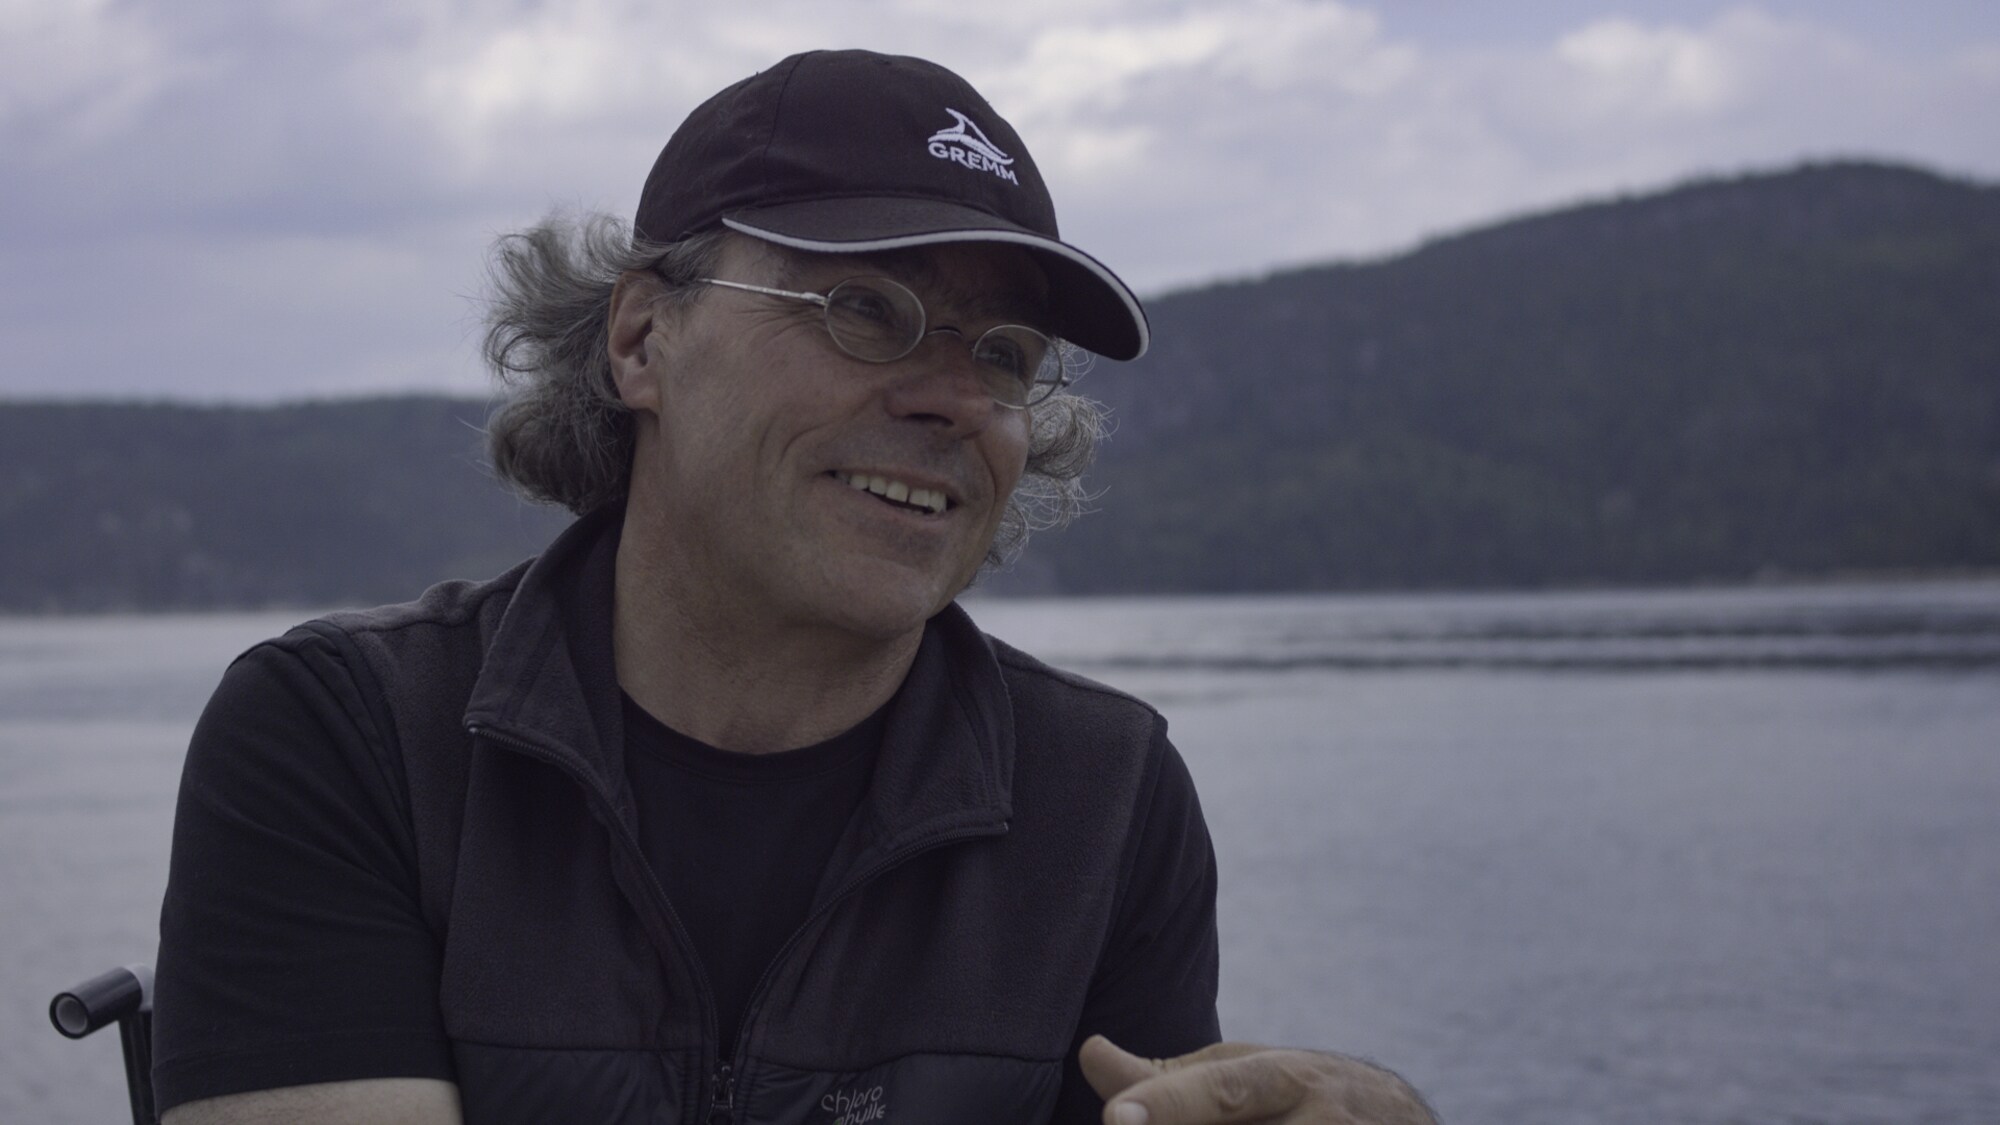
<box><xmin>621</xmin><ymin>693</ymin><xmax>883</xmax><ymax>1054</ymax></box>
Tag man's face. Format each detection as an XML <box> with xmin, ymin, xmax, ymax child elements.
<box><xmin>623</xmin><ymin>236</ymin><xmax>1043</xmax><ymax>644</ymax></box>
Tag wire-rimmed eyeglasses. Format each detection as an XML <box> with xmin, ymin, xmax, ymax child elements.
<box><xmin>693</xmin><ymin>275</ymin><xmax>1070</xmax><ymax>409</ymax></box>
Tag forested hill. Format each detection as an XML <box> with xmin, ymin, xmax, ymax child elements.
<box><xmin>3</xmin><ymin>160</ymin><xmax>1997</xmax><ymax>610</ymax></box>
<box><xmin>1016</xmin><ymin>160</ymin><xmax>2000</xmax><ymax>593</ymax></box>
<box><xmin>0</xmin><ymin>398</ymin><xmax>568</xmax><ymax>611</ymax></box>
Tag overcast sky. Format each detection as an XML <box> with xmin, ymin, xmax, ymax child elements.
<box><xmin>5</xmin><ymin>0</ymin><xmax>1997</xmax><ymax>401</ymax></box>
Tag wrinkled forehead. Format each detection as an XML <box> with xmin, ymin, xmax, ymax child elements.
<box><xmin>753</xmin><ymin>237</ymin><xmax>1053</xmax><ymax>329</ymax></box>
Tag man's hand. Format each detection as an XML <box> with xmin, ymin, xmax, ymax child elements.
<box><xmin>1078</xmin><ymin>1035</ymin><xmax>1437</xmax><ymax>1125</ymax></box>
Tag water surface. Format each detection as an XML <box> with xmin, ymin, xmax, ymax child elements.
<box><xmin>5</xmin><ymin>583</ymin><xmax>1998</xmax><ymax>1123</ymax></box>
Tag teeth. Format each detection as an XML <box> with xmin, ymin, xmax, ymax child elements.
<box><xmin>834</xmin><ymin>471</ymin><xmax>949</xmax><ymax>514</ymax></box>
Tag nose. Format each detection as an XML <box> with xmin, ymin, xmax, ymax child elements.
<box><xmin>880</xmin><ymin>328</ymin><xmax>1002</xmax><ymax>431</ymax></box>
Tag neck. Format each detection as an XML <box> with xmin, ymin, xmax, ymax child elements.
<box><xmin>611</xmin><ymin>508</ymin><xmax>925</xmax><ymax>755</ymax></box>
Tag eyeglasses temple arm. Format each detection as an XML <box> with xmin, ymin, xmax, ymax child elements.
<box><xmin>698</xmin><ymin>278</ymin><xmax>830</xmax><ymax>307</ymax></box>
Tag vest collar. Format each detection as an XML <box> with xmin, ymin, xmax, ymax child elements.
<box><xmin>463</xmin><ymin>504</ymin><xmax>1016</xmax><ymax>850</ymax></box>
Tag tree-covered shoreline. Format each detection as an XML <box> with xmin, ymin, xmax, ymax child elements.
<box><xmin>5</xmin><ymin>160</ymin><xmax>1996</xmax><ymax>611</ymax></box>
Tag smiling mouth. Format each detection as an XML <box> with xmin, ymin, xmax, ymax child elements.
<box><xmin>830</xmin><ymin>471</ymin><xmax>952</xmax><ymax>515</ymax></box>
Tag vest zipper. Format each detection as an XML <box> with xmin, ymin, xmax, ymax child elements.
<box><xmin>708</xmin><ymin>1062</ymin><xmax>734</xmax><ymax>1123</ymax></box>
<box><xmin>719</xmin><ymin>821</ymin><xmax>1007</xmax><ymax>1097</ymax></box>
<box><xmin>471</xmin><ymin>720</ymin><xmax>1009</xmax><ymax>1117</ymax></box>
<box><xmin>466</xmin><ymin>721</ymin><xmax>730</xmax><ymax>1119</ymax></box>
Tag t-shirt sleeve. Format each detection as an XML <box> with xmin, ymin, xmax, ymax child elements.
<box><xmin>151</xmin><ymin>635</ymin><xmax>457</xmax><ymax>1112</ymax></box>
<box><xmin>1050</xmin><ymin>720</ymin><xmax>1223</xmax><ymax>1123</ymax></box>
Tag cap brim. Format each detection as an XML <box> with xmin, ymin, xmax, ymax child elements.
<box><xmin>722</xmin><ymin>198</ymin><xmax>1148</xmax><ymax>361</ymax></box>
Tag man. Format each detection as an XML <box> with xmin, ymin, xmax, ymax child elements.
<box><xmin>152</xmin><ymin>49</ymin><xmax>1435</xmax><ymax>1124</ymax></box>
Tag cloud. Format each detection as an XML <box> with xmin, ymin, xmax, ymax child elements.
<box><xmin>1555</xmin><ymin>18</ymin><xmax>1739</xmax><ymax>115</ymax></box>
<box><xmin>1035</xmin><ymin>4</ymin><xmax>2000</xmax><ymax>290</ymax></box>
<box><xmin>2</xmin><ymin>1</ymin><xmax>1997</xmax><ymax>399</ymax></box>
<box><xmin>0</xmin><ymin>0</ymin><xmax>182</xmax><ymax>148</ymax></box>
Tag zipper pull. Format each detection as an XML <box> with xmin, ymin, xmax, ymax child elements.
<box><xmin>708</xmin><ymin>1062</ymin><xmax>735</xmax><ymax>1124</ymax></box>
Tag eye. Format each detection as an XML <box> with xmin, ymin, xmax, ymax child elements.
<box><xmin>829</xmin><ymin>283</ymin><xmax>897</xmax><ymax>324</ymax></box>
<box><xmin>973</xmin><ymin>335</ymin><xmax>1027</xmax><ymax>379</ymax></box>
<box><xmin>973</xmin><ymin>327</ymin><xmax>1049</xmax><ymax>388</ymax></box>
<box><xmin>825</xmin><ymin>279</ymin><xmax>922</xmax><ymax>354</ymax></box>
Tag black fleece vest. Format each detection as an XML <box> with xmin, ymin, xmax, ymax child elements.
<box><xmin>302</xmin><ymin>510</ymin><xmax>1175</xmax><ymax>1123</ymax></box>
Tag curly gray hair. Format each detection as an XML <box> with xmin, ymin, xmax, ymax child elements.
<box><xmin>481</xmin><ymin>213</ymin><xmax>1105</xmax><ymax>566</ymax></box>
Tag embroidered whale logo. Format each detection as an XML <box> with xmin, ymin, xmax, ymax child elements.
<box><xmin>926</xmin><ymin>109</ymin><xmax>1019</xmax><ymax>184</ymax></box>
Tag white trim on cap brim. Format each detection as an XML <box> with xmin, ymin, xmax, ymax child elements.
<box><xmin>722</xmin><ymin>217</ymin><xmax>1149</xmax><ymax>359</ymax></box>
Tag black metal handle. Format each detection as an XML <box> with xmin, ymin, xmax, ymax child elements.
<box><xmin>50</xmin><ymin>964</ymin><xmax>152</xmax><ymax>1039</ymax></box>
<box><xmin>51</xmin><ymin>964</ymin><xmax>157</xmax><ymax>1124</ymax></box>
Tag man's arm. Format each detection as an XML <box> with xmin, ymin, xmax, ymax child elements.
<box><xmin>161</xmin><ymin>1078</ymin><xmax>462</xmax><ymax>1125</ymax></box>
<box><xmin>1052</xmin><ymin>726</ymin><xmax>1223</xmax><ymax>1121</ymax></box>
<box><xmin>153</xmin><ymin>638</ymin><xmax>457</xmax><ymax>1115</ymax></box>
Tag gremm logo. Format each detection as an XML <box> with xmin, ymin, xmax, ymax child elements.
<box><xmin>927</xmin><ymin>109</ymin><xmax>1019</xmax><ymax>185</ymax></box>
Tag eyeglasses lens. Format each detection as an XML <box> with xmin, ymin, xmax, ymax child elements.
<box><xmin>824</xmin><ymin>280</ymin><xmax>924</xmax><ymax>361</ymax></box>
<box><xmin>973</xmin><ymin>328</ymin><xmax>1057</xmax><ymax>407</ymax></box>
<box><xmin>822</xmin><ymin>277</ymin><xmax>1061</xmax><ymax>408</ymax></box>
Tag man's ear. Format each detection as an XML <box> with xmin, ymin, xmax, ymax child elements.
<box><xmin>607</xmin><ymin>271</ymin><xmax>675</xmax><ymax>415</ymax></box>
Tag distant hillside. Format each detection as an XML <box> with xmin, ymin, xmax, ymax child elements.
<box><xmin>2</xmin><ymin>160</ymin><xmax>1996</xmax><ymax>610</ymax></box>
<box><xmin>1019</xmin><ymin>160</ymin><xmax>2000</xmax><ymax>593</ymax></box>
<box><xmin>0</xmin><ymin>398</ymin><xmax>567</xmax><ymax>611</ymax></box>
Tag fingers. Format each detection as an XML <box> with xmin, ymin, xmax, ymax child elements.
<box><xmin>1081</xmin><ymin>1037</ymin><xmax>1301</xmax><ymax>1125</ymax></box>
<box><xmin>1077</xmin><ymin>1035</ymin><xmax>1162</xmax><ymax>1100</ymax></box>
<box><xmin>1104</xmin><ymin>1051</ymin><xmax>1310</xmax><ymax>1124</ymax></box>
<box><xmin>1080</xmin><ymin>1041</ymin><xmax>1440</xmax><ymax>1125</ymax></box>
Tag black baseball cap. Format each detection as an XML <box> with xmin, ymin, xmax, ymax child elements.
<box><xmin>633</xmin><ymin>49</ymin><xmax>1149</xmax><ymax>360</ymax></box>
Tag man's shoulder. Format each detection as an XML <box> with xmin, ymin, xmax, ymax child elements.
<box><xmin>260</xmin><ymin>560</ymin><xmax>526</xmax><ymax>659</ymax></box>
<box><xmin>968</xmin><ymin>628</ymin><xmax>1187</xmax><ymax>842</ymax></box>
<box><xmin>979</xmin><ymin>630</ymin><xmax>1165</xmax><ymax>745</ymax></box>
<box><xmin>311</xmin><ymin>560</ymin><xmax>533</xmax><ymax>642</ymax></box>
<box><xmin>984</xmin><ymin>633</ymin><xmax>1154</xmax><ymax>710</ymax></box>
<box><xmin>233</xmin><ymin>560</ymin><xmax>535</xmax><ymax>707</ymax></box>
